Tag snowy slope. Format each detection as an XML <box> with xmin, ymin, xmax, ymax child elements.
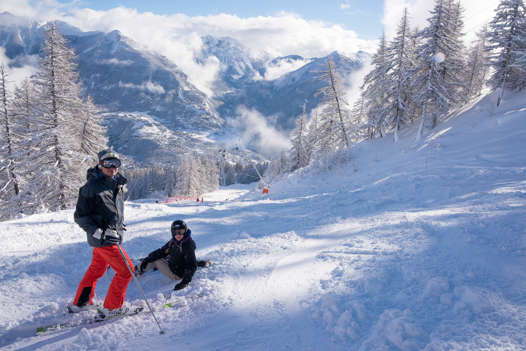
<box><xmin>1</xmin><ymin>90</ymin><xmax>526</xmax><ymax>350</ymax></box>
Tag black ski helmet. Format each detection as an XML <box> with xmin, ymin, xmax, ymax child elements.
<box><xmin>171</xmin><ymin>220</ymin><xmax>187</xmax><ymax>237</ymax></box>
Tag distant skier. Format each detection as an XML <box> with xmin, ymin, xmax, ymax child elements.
<box><xmin>135</xmin><ymin>220</ymin><xmax>209</xmax><ymax>291</ymax></box>
<box><xmin>71</xmin><ymin>150</ymin><xmax>134</xmax><ymax>317</ymax></box>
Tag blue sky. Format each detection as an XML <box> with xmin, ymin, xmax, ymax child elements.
<box><xmin>61</xmin><ymin>0</ymin><xmax>384</xmax><ymax>39</ymax></box>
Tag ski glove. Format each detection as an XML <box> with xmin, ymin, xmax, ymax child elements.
<box><xmin>92</xmin><ymin>228</ymin><xmax>104</xmax><ymax>240</ymax></box>
<box><xmin>103</xmin><ymin>228</ymin><xmax>121</xmax><ymax>245</ymax></box>
<box><xmin>139</xmin><ymin>258</ymin><xmax>150</xmax><ymax>273</ymax></box>
<box><xmin>173</xmin><ymin>282</ymin><xmax>188</xmax><ymax>291</ymax></box>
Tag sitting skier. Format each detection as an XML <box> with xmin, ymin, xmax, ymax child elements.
<box><xmin>136</xmin><ymin>220</ymin><xmax>209</xmax><ymax>291</ymax></box>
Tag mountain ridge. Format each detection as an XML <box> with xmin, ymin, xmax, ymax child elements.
<box><xmin>0</xmin><ymin>13</ymin><xmax>367</xmax><ymax>166</ymax></box>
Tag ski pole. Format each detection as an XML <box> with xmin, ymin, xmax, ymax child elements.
<box><xmin>117</xmin><ymin>244</ymin><xmax>165</xmax><ymax>335</ymax></box>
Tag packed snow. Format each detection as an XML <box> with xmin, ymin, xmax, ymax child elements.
<box><xmin>1</xmin><ymin>90</ymin><xmax>525</xmax><ymax>350</ymax></box>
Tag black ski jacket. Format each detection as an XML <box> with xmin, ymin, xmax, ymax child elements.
<box><xmin>145</xmin><ymin>230</ymin><xmax>197</xmax><ymax>284</ymax></box>
<box><xmin>74</xmin><ymin>167</ymin><xmax>128</xmax><ymax>247</ymax></box>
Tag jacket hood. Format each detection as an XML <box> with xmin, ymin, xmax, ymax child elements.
<box><xmin>184</xmin><ymin>229</ymin><xmax>192</xmax><ymax>241</ymax></box>
<box><xmin>86</xmin><ymin>167</ymin><xmax>100</xmax><ymax>181</ymax></box>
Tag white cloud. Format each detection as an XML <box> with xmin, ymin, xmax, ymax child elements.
<box><xmin>345</xmin><ymin>54</ymin><xmax>373</xmax><ymax>106</ymax></box>
<box><xmin>227</xmin><ymin>106</ymin><xmax>291</xmax><ymax>158</ymax></box>
<box><xmin>98</xmin><ymin>58</ymin><xmax>133</xmax><ymax>66</ymax></box>
<box><xmin>383</xmin><ymin>0</ymin><xmax>500</xmax><ymax>43</ymax></box>
<box><xmin>118</xmin><ymin>80</ymin><xmax>166</xmax><ymax>94</ymax></box>
<box><xmin>0</xmin><ymin>0</ymin><xmax>78</xmax><ymax>23</ymax></box>
<box><xmin>263</xmin><ymin>58</ymin><xmax>312</xmax><ymax>81</ymax></box>
<box><xmin>0</xmin><ymin>48</ymin><xmax>9</xmax><ymax>66</ymax></box>
<box><xmin>64</xmin><ymin>9</ymin><xmax>376</xmax><ymax>94</ymax></box>
<box><xmin>0</xmin><ymin>1</ymin><xmax>377</xmax><ymax>97</ymax></box>
<box><xmin>0</xmin><ymin>48</ymin><xmax>39</xmax><ymax>91</ymax></box>
<box><xmin>340</xmin><ymin>1</ymin><xmax>351</xmax><ymax>10</ymax></box>
<box><xmin>0</xmin><ymin>0</ymin><xmax>40</xmax><ymax>18</ymax></box>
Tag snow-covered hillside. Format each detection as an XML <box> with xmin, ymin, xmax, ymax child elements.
<box><xmin>1</xmin><ymin>91</ymin><xmax>525</xmax><ymax>350</ymax></box>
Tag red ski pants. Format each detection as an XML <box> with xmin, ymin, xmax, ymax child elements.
<box><xmin>73</xmin><ymin>245</ymin><xmax>134</xmax><ymax>310</ymax></box>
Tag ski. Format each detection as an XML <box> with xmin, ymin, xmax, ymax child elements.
<box><xmin>36</xmin><ymin>306</ymin><xmax>145</xmax><ymax>334</ymax></box>
<box><xmin>36</xmin><ymin>292</ymin><xmax>206</xmax><ymax>335</ymax></box>
<box><xmin>94</xmin><ymin>306</ymin><xmax>145</xmax><ymax>322</ymax></box>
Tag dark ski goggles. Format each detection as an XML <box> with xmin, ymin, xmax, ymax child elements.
<box><xmin>172</xmin><ymin>229</ymin><xmax>186</xmax><ymax>236</ymax></box>
<box><xmin>100</xmin><ymin>158</ymin><xmax>121</xmax><ymax>168</ymax></box>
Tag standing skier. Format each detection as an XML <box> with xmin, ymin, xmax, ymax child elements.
<box><xmin>71</xmin><ymin>150</ymin><xmax>134</xmax><ymax>316</ymax></box>
<box><xmin>136</xmin><ymin>220</ymin><xmax>208</xmax><ymax>291</ymax></box>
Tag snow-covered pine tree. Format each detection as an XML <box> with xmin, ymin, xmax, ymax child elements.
<box><xmin>0</xmin><ymin>65</ymin><xmax>23</xmax><ymax>219</ymax></box>
<box><xmin>10</xmin><ymin>79</ymin><xmax>38</xmax><ymax>156</ymax></box>
<box><xmin>315</xmin><ymin>57</ymin><xmax>350</xmax><ymax>153</ymax></box>
<box><xmin>349</xmin><ymin>94</ymin><xmax>370</xmax><ymax>141</ymax></box>
<box><xmin>201</xmin><ymin>155</ymin><xmax>220</xmax><ymax>193</ymax></box>
<box><xmin>444</xmin><ymin>0</ymin><xmax>467</xmax><ymax>103</ymax></box>
<box><xmin>28</xmin><ymin>22</ymin><xmax>89</xmax><ymax>211</ymax></box>
<box><xmin>405</xmin><ymin>27</ymin><xmax>425</xmax><ymax>124</ymax></box>
<box><xmin>217</xmin><ymin>149</ymin><xmax>227</xmax><ymax>186</ymax></box>
<box><xmin>5</xmin><ymin>78</ymin><xmax>44</xmax><ymax>216</ymax></box>
<box><xmin>304</xmin><ymin>110</ymin><xmax>320</xmax><ymax>161</ymax></box>
<box><xmin>143</xmin><ymin>168</ymin><xmax>158</xmax><ymax>196</ymax></box>
<box><xmin>193</xmin><ymin>156</ymin><xmax>219</xmax><ymax>195</ymax></box>
<box><xmin>175</xmin><ymin>154</ymin><xmax>200</xmax><ymax>196</ymax></box>
<box><xmin>486</xmin><ymin>0</ymin><xmax>526</xmax><ymax>105</ymax></box>
<box><xmin>361</xmin><ymin>33</ymin><xmax>391</xmax><ymax>138</ymax></box>
<box><xmin>125</xmin><ymin>166</ymin><xmax>183</xmax><ymax>200</ymax></box>
<box><xmin>384</xmin><ymin>8</ymin><xmax>415</xmax><ymax>142</ymax></box>
<box><xmin>278</xmin><ymin>150</ymin><xmax>288</xmax><ymax>174</ymax></box>
<box><xmin>264</xmin><ymin>151</ymin><xmax>289</xmax><ymax>181</ymax></box>
<box><xmin>79</xmin><ymin>96</ymin><xmax>107</xmax><ymax>169</ymax></box>
<box><xmin>464</xmin><ymin>26</ymin><xmax>490</xmax><ymax>99</ymax></box>
<box><xmin>124</xmin><ymin>168</ymin><xmax>144</xmax><ymax>200</ymax></box>
<box><xmin>289</xmin><ymin>104</ymin><xmax>310</xmax><ymax>170</ymax></box>
<box><xmin>164</xmin><ymin>165</ymin><xmax>177</xmax><ymax>197</ymax></box>
<box><xmin>222</xmin><ymin>162</ymin><xmax>236</xmax><ymax>186</ymax></box>
<box><xmin>156</xmin><ymin>156</ymin><xmax>219</xmax><ymax>198</ymax></box>
<box><xmin>344</xmin><ymin>97</ymin><xmax>364</xmax><ymax>144</ymax></box>
<box><xmin>411</xmin><ymin>0</ymin><xmax>458</xmax><ymax>138</ymax></box>
<box><xmin>0</xmin><ymin>65</ymin><xmax>20</xmax><ymax>194</ymax></box>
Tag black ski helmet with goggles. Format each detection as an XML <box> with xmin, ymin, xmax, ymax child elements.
<box><xmin>171</xmin><ymin>220</ymin><xmax>187</xmax><ymax>238</ymax></box>
<box><xmin>98</xmin><ymin>149</ymin><xmax>121</xmax><ymax>168</ymax></box>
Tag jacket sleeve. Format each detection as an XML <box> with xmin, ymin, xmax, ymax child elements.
<box><xmin>74</xmin><ymin>185</ymin><xmax>98</xmax><ymax>235</ymax></box>
<box><xmin>146</xmin><ymin>241</ymin><xmax>171</xmax><ymax>262</ymax></box>
<box><xmin>181</xmin><ymin>241</ymin><xmax>197</xmax><ymax>285</ymax></box>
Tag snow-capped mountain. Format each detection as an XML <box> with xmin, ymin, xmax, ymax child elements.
<box><xmin>69</xmin><ymin>29</ymin><xmax>222</xmax><ymax>131</ymax></box>
<box><xmin>199</xmin><ymin>34</ymin><xmax>364</xmax><ymax>130</ymax></box>
<box><xmin>217</xmin><ymin>51</ymin><xmax>363</xmax><ymax>130</ymax></box>
<box><xmin>197</xmin><ymin>35</ymin><xmax>265</xmax><ymax>90</ymax></box>
<box><xmin>0</xmin><ymin>14</ymin><xmax>222</xmax><ymax>131</ymax></box>
<box><xmin>0</xmin><ymin>12</ymin><xmax>366</xmax><ymax>165</ymax></box>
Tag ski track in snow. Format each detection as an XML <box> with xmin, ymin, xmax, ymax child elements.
<box><xmin>1</xmin><ymin>91</ymin><xmax>526</xmax><ymax>350</ymax></box>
